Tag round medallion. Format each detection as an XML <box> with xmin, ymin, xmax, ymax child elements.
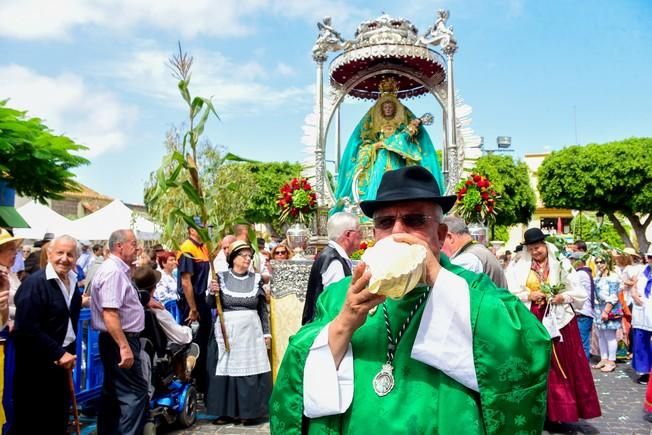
<box><xmin>372</xmin><ymin>364</ymin><xmax>395</xmax><ymax>396</ymax></box>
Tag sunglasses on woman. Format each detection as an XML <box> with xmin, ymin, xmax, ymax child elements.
<box><xmin>372</xmin><ymin>214</ymin><xmax>436</xmax><ymax>231</ymax></box>
<box><xmin>594</xmin><ymin>260</ymin><xmax>605</xmax><ymax>265</ymax></box>
<box><xmin>274</xmin><ymin>250</ymin><xmax>288</xmax><ymax>256</ymax></box>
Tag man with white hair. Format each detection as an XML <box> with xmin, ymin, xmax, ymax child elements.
<box><xmin>13</xmin><ymin>235</ymin><xmax>82</xmax><ymax>434</ymax></box>
<box><xmin>302</xmin><ymin>212</ymin><xmax>361</xmax><ymax>324</ymax></box>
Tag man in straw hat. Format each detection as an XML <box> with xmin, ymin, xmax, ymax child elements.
<box><xmin>271</xmin><ymin>166</ymin><xmax>551</xmax><ymax>434</ymax></box>
<box><xmin>12</xmin><ymin>234</ymin><xmax>82</xmax><ymax>434</ymax></box>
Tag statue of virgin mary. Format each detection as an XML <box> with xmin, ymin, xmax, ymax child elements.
<box><xmin>333</xmin><ymin>77</ymin><xmax>444</xmax><ymax>214</ymax></box>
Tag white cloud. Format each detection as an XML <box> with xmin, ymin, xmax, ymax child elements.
<box><xmin>0</xmin><ymin>0</ymin><xmax>367</xmax><ymax>40</ymax></box>
<box><xmin>275</xmin><ymin>62</ymin><xmax>296</xmax><ymax>77</ymax></box>
<box><xmin>0</xmin><ymin>64</ymin><xmax>138</xmax><ymax>157</ymax></box>
<box><xmin>106</xmin><ymin>48</ymin><xmax>312</xmax><ymax>114</ymax></box>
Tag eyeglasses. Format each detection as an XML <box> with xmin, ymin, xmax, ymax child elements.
<box><xmin>274</xmin><ymin>250</ymin><xmax>288</xmax><ymax>256</ymax></box>
<box><xmin>372</xmin><ymin>214</ymin><xmax>437</xmax><ymax>231</ymax></box>
<box><xmin>594</xmin><ymin>260</ymin><xmax>605</xmax><ymax>265</ymax></box>
<box><xmin>237</xmin><ymin>253</ymin><xmax>254</xmax><ymax>260</ymax></box>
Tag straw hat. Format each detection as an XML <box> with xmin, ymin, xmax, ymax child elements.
<box><xmin>623</xmin><ymin>247</ymin><xmax>641</xmax><ymax>258</ymax></box>
<box><xmin>0</xmin><ymin>228</ymin><xmax>23</xmax><ymax>249</ymax></box>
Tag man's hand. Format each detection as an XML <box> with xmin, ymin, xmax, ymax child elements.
<box><xmin>392</xmin><ymin>233</ymin><xmax>441</xmax><ymax>287</ymax></box>
<box><xmin>147</xmin><ymin>298</ymin><xmax>164</xmax><ymax>310</ymax></box>
<box><xmin>332</xmin><ymin>263</ymin><xmax>385</xmax><ymax>334</ymax></box>
<box><xmin>264</xmin><ymin>337</ymin><xmax>271</xmax><ymax>349</ymax></box>
<box><xmin>186</xmin><ymin>309</ymin><xmax>200</xmax><ymax>323</ymax></box>
<box><xmin>550</xmin><ymin>294</ymin><xmax>566</xmax><ymax>305</ymax></box>
<box><xmin>118</xmin><ymin>344</ymin><xmax>134</xmax><ymax>369</ymax></box>
<box><xmin>56</xmin><ymin>352</ymin><xmax>76</xmax><ymax>369</ymax></box>
<box><xmin>328</xmin><ymin>263</ymin><xmax>385</xmax><ymax>368</ymax></box>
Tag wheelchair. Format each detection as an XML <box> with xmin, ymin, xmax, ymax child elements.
<box><xmin>140</xmin><ymin>308</ymin><xmax>200</xmax><ymax>434</ymax></box>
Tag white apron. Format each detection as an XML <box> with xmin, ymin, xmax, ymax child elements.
<box><xmin>215</xmin><ymin>309</ymin><xmax>270</xmax><ymax>376</ymax></box>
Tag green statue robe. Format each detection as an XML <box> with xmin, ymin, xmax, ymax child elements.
<box><xmin>270</xmin><ymin>256</ymin><xmax>551</xmax><ymax>434</ymax></box>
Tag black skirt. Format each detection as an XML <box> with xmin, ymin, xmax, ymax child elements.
<box><xmin>204</xmin><ymin>328</ymin><xmax>272</xmax><ymax>419</ymax></box>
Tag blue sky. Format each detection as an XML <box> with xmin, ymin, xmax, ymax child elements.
<box><xmin>1</xmin><ymin>0</ymin><xmax>651</xmax><ymax>204</ymax></box>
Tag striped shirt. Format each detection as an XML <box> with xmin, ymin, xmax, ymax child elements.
<box><xmin>90</xmin><ymin>255</ymin><xmax>144</xmax><ymax>333</ymax></box>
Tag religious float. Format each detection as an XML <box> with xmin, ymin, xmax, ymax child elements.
<box><xmin>270</xmin><ymin>11</ymin><xmax>482</xmax><ymax>378</ymax></box>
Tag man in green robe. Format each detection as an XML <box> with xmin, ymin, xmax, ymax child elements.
<box><xmin>271</xmin><ymin>166</ymin><xmax>551</xmax><ymax>434</ymax></box>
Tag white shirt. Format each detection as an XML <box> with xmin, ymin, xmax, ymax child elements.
<box><xmin>152</xmin><ymin>307</ymin><xmax>192</xmax><ymax>345</ymax></box>
<box><xmin>450</xmin><ymin>252</ymin><xmax>483</xmax><ymax>274</ymax></box>
<box><xmin>214</xmin><ymin>250</ymin><xmax>229</xmax><ymax>273</ymax></box>
<box><xmin>303</xmin><ymin>268</ymin><xmax>477</xmax><ymax>417</ymax></box>
<box><xmin>322</xmin><ymin>241</ymin><xmax>352</xmax><ymax>288</ymax></box>
<box><xmin>575</xmin><ymin>268</ymin><xmax>594</xmax><ymax>318</ymax></box>
<box><xmin>45</xmin><ymin>262</ymin><xmax>77</xmax><ymax>347</ymax></box>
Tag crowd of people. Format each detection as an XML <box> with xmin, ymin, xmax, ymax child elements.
<box><xmin>0</xmin><ymin>218</ymin><xmax>301</xmax><ymax>434</ymax></box>
<box><xmin>0</xmin><ymin>169</ymin><xmax>651</xmax><ymax>433</ymax></box>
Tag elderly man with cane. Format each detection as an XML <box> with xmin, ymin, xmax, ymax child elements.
<box><xmin>13</xmin><ymin>235</ymin><xmax>82</xmax><ymax>434</ymax></box>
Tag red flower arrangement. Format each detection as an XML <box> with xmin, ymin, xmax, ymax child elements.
<box><xmin>453</xmin><ymin>173</ymin><xmax>499</xmax><ymax>224</ymax></box>
<box><xmin>350</xmin><ymin>239</ymin><xmax>375</xmax><ymax>260</ymax></box>
<box><xmin>278</xmin><ymin>177</ymin><xmax>318</xmax><ymax>224</ymax></box>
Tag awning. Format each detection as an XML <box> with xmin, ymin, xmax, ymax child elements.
<box><xmin>0</xmin><ymin>206</ymin><xmax>30</xmax><ymax>228</ymax></box>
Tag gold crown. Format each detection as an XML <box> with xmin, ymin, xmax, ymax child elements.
<box><xmin>378</xmin><ymin>77</ymin><xmax>399</xmax><ymax>96</ymax></box>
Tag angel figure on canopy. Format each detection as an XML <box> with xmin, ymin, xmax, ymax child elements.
<box><xmin>333</xmin><ymin>77</ymin><xmax>444</xmax><ymax>214</ymax></box>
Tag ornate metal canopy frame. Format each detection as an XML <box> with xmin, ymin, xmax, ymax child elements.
<box><xmin>305</xmin><ymin>11</ymin><xmax>481</xmax><ymax>208</ymax></box>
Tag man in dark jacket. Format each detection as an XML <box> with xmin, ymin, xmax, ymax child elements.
<box><xmin>302</xmin><ymin>212</ymin><xmax>361</xmax><ymax>324</ymax></box>
<box><xmin>13</xmin><ymin>235</ymin><xmax>82</xmax><ymax>434</ymax></box>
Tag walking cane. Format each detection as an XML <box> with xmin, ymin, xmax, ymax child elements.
<box><xmin>67</xmin><ymin>367</ymin><xmax>81</xmax><ymax>435</ymax></box>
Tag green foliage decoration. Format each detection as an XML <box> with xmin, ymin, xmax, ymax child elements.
<box><xmin>0</xmin><ymin>100</ymin><xmax>89</xmax><ymax>202</ymax></box>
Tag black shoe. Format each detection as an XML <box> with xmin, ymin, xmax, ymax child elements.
<box><xmin>637</xmin><ymin>374</ymin><xmax>649</xmax><ymax>385</ymax></box>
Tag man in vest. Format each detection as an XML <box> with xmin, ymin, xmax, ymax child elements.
<box><xmin>302</xmin><ymin>212</ymin><xmax>361</xmax><ymax>325</ymax></box>
<box><xmin>442</xmin><ymin>215</ymin><xmax>508</xmax><ymax>288</ymax></box>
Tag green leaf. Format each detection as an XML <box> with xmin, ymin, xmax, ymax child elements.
<box><xmin>181</xmin><ymin>180</ymin><xmax>203</xmax><ymax>205</ymax></box>
<box><xmin>190</xmin><ymin>97</ymin><xmax>204</xmax><ymax>118</ymax></box>
<box><xmin>178</xmin><ymin>80</ymin><xmax>191</xmax><ymax>104</ymax></box>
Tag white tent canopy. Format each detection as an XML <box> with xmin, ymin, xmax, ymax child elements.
<box><xmin>66</xmin><ymin>200</ymin><xmax>161</xmax><ymax>241</ymax></box>
<box><xmin>14</xmin><ymin>201</ymin><xmax>73</xmax><ymax>240</ymax></box>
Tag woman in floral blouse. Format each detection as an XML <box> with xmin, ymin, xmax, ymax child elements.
<box><xmin>591</xmin><ymin>253</ymin><xmax>623</xmax><ymax>373</ymax></box>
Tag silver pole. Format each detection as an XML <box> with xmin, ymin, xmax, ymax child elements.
<box><xmin>315</xmin><ymin>60</ymin><xmax>326</xmax><ymax>206</ymax></box>
<box><xmin>445</xmin><ymin>48</ymin><xmax>458</xmax><ymax>193</ymax></box>
<box><xmin>335</xmin><ymin>106</ymin><xmax>341</xmax><ymax>182</ymax></box>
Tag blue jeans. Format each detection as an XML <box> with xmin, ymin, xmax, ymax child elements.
<box><xmin>576</xmin><ymin>315</ymin><xmax>593</xmax><ymax>361</ymax></box>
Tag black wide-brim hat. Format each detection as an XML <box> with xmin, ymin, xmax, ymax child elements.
<box><xmin>360</xmin><ymin>166</ymin><xmax>456</xmax><ymax>217</ymax></box>
<box><xmin>522</xmin><ymin>228</ymin><xmax>547</xmax><ymax>245</ymax></box>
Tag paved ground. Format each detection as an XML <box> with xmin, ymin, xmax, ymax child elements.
<box><xmin>77</xmin><ymin>359</ymin><xmax>651</xmax><ymax>434</ymax></box>
<box><xmin>156</xmin><ymin>360</ymin><xmax>651</xmax><ymax>435</ymax></box>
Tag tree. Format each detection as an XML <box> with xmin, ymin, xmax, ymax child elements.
<box><xmin>537</xmin><ymin>138</ymin><xmax>652</xmax><ymax>252</ymax></box>
<box><xmin>0</xmin><ymin>100</ymin><xmax>89</xmax><ymax>202</ymax></box>
<box><xmin>242</xmin><ymin>162</ymin><xmax>301</xmax><ymax>226</ymax></box>
<box><xmin>569</xmin><ymin>214</ymin><xmax>626</xmax><ymax>249</ymax></box>
<box><xmin>472</xmin><ymin>154</ymin><xmax>536</xmax><ymax>227</ymax></box>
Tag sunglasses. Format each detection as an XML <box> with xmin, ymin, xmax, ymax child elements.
<box><xmin>594</xmin><ymin>260</ymin><xmax>605</xmax><ymax>265</ymax></box>
<box><xmin>274</xmin><ymin>250</ymin><xmax>288</xmax><ymax>255</ymax></box>
<box><xmin>373</xmin><ymin>214</ymin><xmax>436</xmax><ymax>231</ymax></box>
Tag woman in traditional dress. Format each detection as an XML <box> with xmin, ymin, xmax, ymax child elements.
<box><xmin>631</xmin><ymin>247</ymin><xmax>652</xmax><ymax>384</ymax></box>
<box><xmin>205</xmin><ymin>240</ymin><xmax>271</xmax><ymax>425</ymax></box>
<box><xmin>506</xmin><ymin>228</ymin><xmax>601</xmax><ymax>426</ymax></box>
<box><xmin>591</xmin><ymin>253</ymin><xmax>623</xmax><ymax>373</ymax></box>
<box><xmin>333</xmin><ymin>77</ymin><xmax>443</xmax><ymax>213</ymax></box>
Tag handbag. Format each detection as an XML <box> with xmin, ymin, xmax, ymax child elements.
<box><xmin>542</xmin><ymin>303</ymin><xmax>563</xmax><ymax>341</ymax></box>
